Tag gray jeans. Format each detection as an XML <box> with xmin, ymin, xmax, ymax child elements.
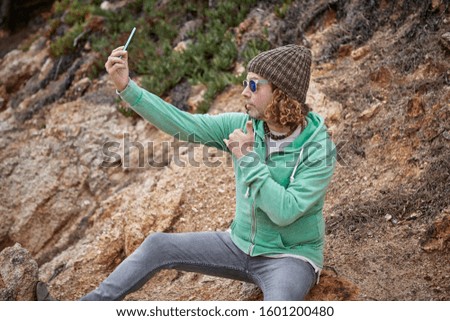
<box><xmin>80</xmin><ymin>231</ymin><xmax>316</xmax><ymax>301</ymax></box>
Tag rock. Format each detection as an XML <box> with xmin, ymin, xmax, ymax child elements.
<box><xmin>174</xmin><ymin>19</ymin><xmax>202</xmax><ymax>44</ymax></box>
<box><xmin>0</xmin><ymin>243</ymin><xmax>38</xmax><ymax>300</ymax></box>
<box><xmin>406</xmin><ymin>95</ymin><xmax>425</xmax><ymax>118</ymax></box>
<box><xmin>233</xmin><ymin>62</ymin><xmax>245</xmax><ymax>76</ymax></box>
<box><xmin>432</xmin><ymin>0</ymin><xmax>442</xmax><ymax>9</ymax></box>
<box><xmin>66</xmin><ymin>77</ymin><xmax>91</xmax><ymax>101</ymax></box>
<box><xmin>0</xmin><ymin>52</ymin><xmax>40</xmax><ymax>93</ymax></box>
<box><xmin>0</xmin><ymin>36</ymin><xmax>49</xmax><ymax>93</ymax></box>
<box><xmin>439</xmin><ymin>32</ymin><xmax>450</xmax><ymax>51</ymax></box>
<box><xmin>100</xmin><ymin>1</ymin><xmax>111</xmax><ymax>10</ymax></box>
<box><xmin>443</xmin><ymin>131</ymin><xmax>450</xmax><ymax>140</ymax></box>
<box><xmin>237</xmin><ymin>17</ymin><xmax>255</xmax><ymax>34</ymax></box>
<box><xmin>173</xmin><ymin>40</ymin><xmax>191</xmax><ymax>53</ymax></box>
<box><xmin>420</xmin><ymin>209</ymin><xmax>449</xmax><ymax>253</ymax></box>
<box><xmin>187</xmin><ymin>84</ymin><xmax>207</xmax><ymax>112</ymax></box>
<box><xmin>307</xmin><ymin>81</ymin><xmax>343</xmax><ymax>125</ymax></box>
<box><xmin>15</xmin><ymin>57</ymin><xmax>83</xmax><ymax>122</ymax></box>
<box><xmin>351</xmin><ymin>45</ymin><xmax>370</xmax><ymax>60</ymax></box>
<box><xmin>169</xmin><ymin>80</ymin><xmax>191</xmax><ymax>111</ymax></box>
<box><xmin>306</xmin><ymin>269</ymin><xmax>359</xmax><ymax>300</ymax></box>
<box><xmin>359</xmin><ymin>103</ymin><xmax>382</xmax><ymax>121</ymax></box>
<box><xmin>0</xmin><ymin>205</ymin><xmax>14</xmax><ymax>250</ymax></box>
<box><xmin>100</xmin><ymin>1</ymin><xmax>129</xmax><ymax>12</ymax></box>
<box><xmin>407</xmin><ymin>211</ymin><xmax>421</xmax><ymax>221</ymax></box>
<box><xmin>208</xmin><ymin>0</ymin><xmax>219</xmax><ymax>8</ymax></box>
<box><xmin>369</xmin><ymin>66</ymin><xmax>392</xmax><ymax>87</ymax></box>
<box><xmin>338</xmin><ymin>44</ymin><xmax>353</xmax><ymax>58</ymax></box>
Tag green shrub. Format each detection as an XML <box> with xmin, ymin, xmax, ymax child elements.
<box><xmin>50</xmin><ymin>22</ymin><xmax>85</xmax><ymax>56</ymax></box>
<box><xmin>48</xmin><ymin>0</ymin><xmax>260</xmax><ymax>113</ymax></box>
<box><xmin>117</xmin><ymin>105</ymin><xmax>138</xmax><ymax>118</ymax></box>
<box><xmin>241</xmin><ymin>38</ymin><xmax>271</xmax><ymax>66</ymax></box>
<box><xmin>274</xmin><ymin>0</ymin><xmax>294</xmax><ymax>19</ymax></box>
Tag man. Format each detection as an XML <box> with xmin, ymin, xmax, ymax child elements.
<box><xmin>38</xmin><ymin>44</ymin><xmax>336</xmax><ymax>301</ymax></box>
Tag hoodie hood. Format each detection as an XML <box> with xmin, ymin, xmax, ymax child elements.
<box><xmin>250</xmin><ymin>112</ymin><xmax>327</xmax><ymax>183</ymax></box>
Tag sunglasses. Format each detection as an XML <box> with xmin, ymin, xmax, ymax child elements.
<box><xmin>243</xmin><ymin>79</ymin><xmax>269</xmax><ymax>92</ymax></box>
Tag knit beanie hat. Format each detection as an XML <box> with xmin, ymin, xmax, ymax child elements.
<box><xmin>247</xmin><ymin>44</ymin><xmax>312</xmax><ymax>104</ymax></box>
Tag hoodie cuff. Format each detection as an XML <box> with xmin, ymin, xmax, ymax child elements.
<box><xmin>117</xmin><ymin>79</ymin><xmax>143</xmax><ymax>107</ymax></box>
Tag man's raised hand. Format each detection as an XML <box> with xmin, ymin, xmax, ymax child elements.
<box><xmin>105</xmin><ymin>46</ymin><xmax>130</xmax><ymax>92</ymax></box>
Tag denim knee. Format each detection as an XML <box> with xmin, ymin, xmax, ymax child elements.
<box><xmin>135</xmin><ymin>232</ymin><xmax>168</xmax><ymax>258</ymax></box>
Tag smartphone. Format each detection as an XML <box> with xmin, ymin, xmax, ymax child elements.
<box><xmin>123</xmin><ymin>27</ymin><xmax>136</xmax><ymax>51</ymax></box>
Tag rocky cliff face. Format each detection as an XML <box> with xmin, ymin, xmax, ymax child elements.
<box><xmin>0</xmin><ymin>0</ymin><xmax>449</xmax><ymax>301</ymax></box>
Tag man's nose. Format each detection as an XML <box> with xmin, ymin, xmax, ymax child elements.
<box><xmin>241</xmin><ymin>85</ymin><xmax>251</xmax><ymax>97</ymax></box>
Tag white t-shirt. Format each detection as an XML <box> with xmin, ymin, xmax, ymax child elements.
<box><xmin>265</xmin><ymin>125</ymin><xmax>303</xmax><ymax>156</ymax></box>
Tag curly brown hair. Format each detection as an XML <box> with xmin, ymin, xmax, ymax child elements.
<box><xmin>264</xmin><ymin>86</ymin><xmax>310</xmax><ymax>129</ymax></box>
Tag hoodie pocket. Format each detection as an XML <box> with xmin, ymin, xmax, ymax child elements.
<box><xmin>253</xmin><ymin>227</ymin><xmax>285</xmax><ymax>250</ymax></box>
<box><xmin>279</xmin><ymin>214</ymin><xmax>323</xmax><ymax>246</ymax></box>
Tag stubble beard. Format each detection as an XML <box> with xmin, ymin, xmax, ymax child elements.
<box><xmin>245</xmin><ymin>103</ymin><xmax>264</xmax><ymax>121</ymax></box>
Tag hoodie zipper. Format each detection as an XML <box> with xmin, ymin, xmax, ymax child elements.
<box><xmin>248</xmin><ymin>201</ymin><xmax>256</xmax><ymax>255</ymax></box>
<box><xmin>248</xmin><ymin>122</ymin><xmax>258</xmax><ymax>255</ymax></box>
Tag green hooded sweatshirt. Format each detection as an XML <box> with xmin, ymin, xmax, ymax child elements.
<box><xmin>119</xmin><ymin>80</ymin><xmax>336</xmax><ymax>268</ymax></box>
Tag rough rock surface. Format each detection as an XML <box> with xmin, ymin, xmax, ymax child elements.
<box><xmin>0</xmin><ymin>0</ymin><xmax>448</xmax><ymax>301</ymax></box>
<box><xmin>0</xmin><ymin>243</ymin><xmax>38</xmax><ymax>301</ymax></box>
